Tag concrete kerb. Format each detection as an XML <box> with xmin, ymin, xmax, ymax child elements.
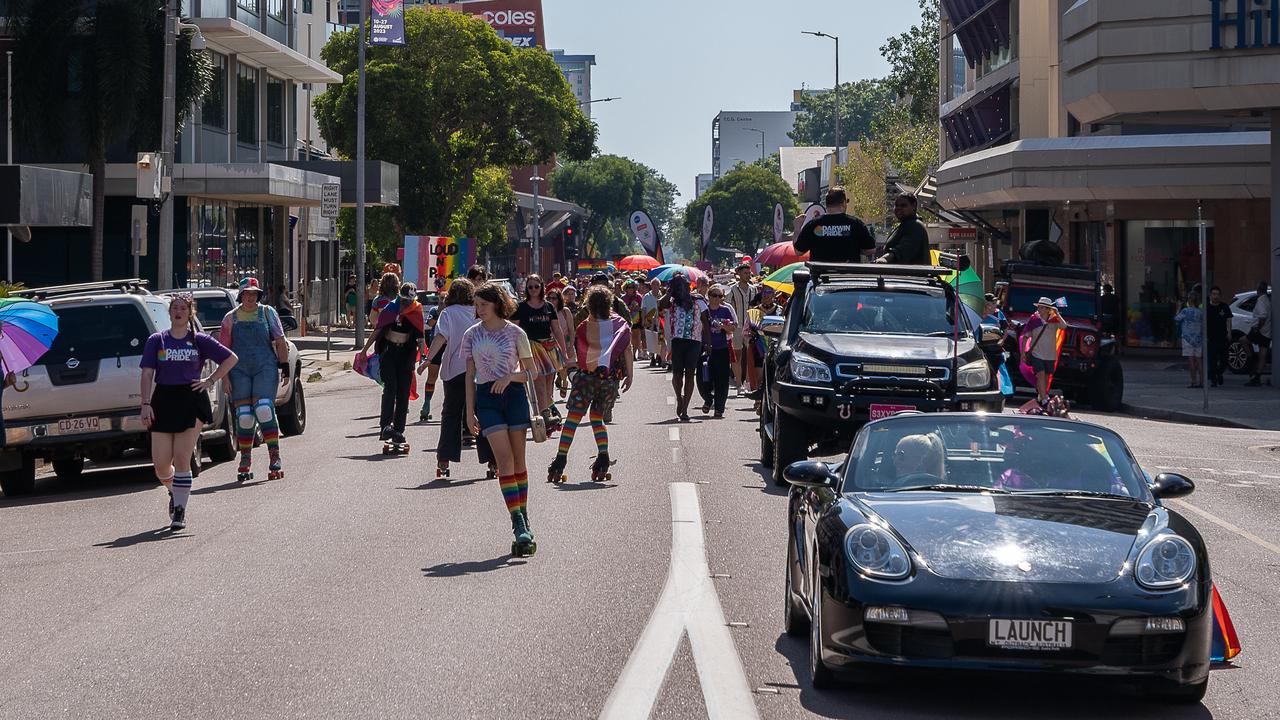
<box><xmin>1120</xmin><ymin>403</ymin><xmax>1259</xmax><ymax>431</ymax></box>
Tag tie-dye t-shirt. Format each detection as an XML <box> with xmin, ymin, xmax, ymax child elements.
<box><xmin>460</xmin><ymin>321</ymin><xmax>533</xmax><ymax>385</ymax></box>
<box><xmin>140</xmin><ymin>330</ymin><xmax>232</xmax><ymax>385</ymax></box>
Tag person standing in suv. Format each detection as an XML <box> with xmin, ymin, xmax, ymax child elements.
<box><xmin>876</xmin><ymin>194</ymin><xmax>931</xmax><ymax>265</ymax></box>
<box><xmin>142</xmin><ymin>294</ymin><xmax>237</xmax><ymax>530</ymax></box>
<box><xmin>793</xmin><ymin>187</ymin><xmax>876</xmax><ymax>263</ymax></box>
<box><xmin>220</xmin><ymin>277</ymin><xmax>290</xmax><ymax>483</ymax></box>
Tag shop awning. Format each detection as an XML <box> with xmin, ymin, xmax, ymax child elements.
<box><xmin>942</xmin><ymin>77</ymin><xmax>1014</xmax><ymax>155</ymax></box>
<box><xmin>514</xmin><ymin>193</ymin><xmax>587</xmax><ymax>217</ymax></box>
<box><xmin>277</xmin><ymin>160</ymin><xmax>400</xmax><ymax>206</ymax></box>
<box><xmin>0</xmin><ymin>165</ymin><xmax>92</xmax><ymax>228</ymax></box>
<box><xmin>38</xmin><ymin>162</ymin><xmax>341</xmax><ymax>206</ymax></box>
<box><xmin>192</xmin><ymin>17</ymin><xmax>342</xmax><ymax>84</ymax></box>
<box><xmin>941</xmin><ymin>0</ymin><xmax>1011</xmax><ymax>69</ymax></box>
<box><xmin>935</xmin><ymin>131</ymin><xmax>1272</xmax><ymax>211</ymax></box>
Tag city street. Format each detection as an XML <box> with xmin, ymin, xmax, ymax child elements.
<box><xmin>2</xmin><ymin>366</ymin><xmax>1277</xmax><ymax>720</ymax></box>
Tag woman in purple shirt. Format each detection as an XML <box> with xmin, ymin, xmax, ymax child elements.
<box><xmin>700</xmin><ymin>285</ymin><xmax>737</xmax><ymax>418</ymax></box>
<box><xmin>140</xmin><ymin>294</ymin><xmax>237</xmax><ymax>531</ymax></box>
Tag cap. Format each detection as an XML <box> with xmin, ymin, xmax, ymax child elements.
<box><xmin>237</xmin><ymin>277</ymin><xmax>263</xmax><ymax>302</ymax></box>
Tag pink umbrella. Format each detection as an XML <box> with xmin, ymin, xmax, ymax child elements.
<box><xmin>755</xmin><ymin>241</ymin><xmax>808</xmax><ymax>269</ymax></box>
<box><xmin>617</xmin><ymin>255</ymin><xmax>661</xmax><ymax>272</ymax></box>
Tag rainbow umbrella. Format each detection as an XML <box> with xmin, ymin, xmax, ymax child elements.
<box><xmin>761</xmin><ymin>262</ymin><xmax>805</xmax><ymax>296</ymax></box>
<box><xmin>646</xmin><ymin>263</ymin><xmax>682</xmax><ymax>280</ymax></box>
<box><xmin>0</xmin><ymin>298</ymin><xmax>58</xmax><ymax>374</ymax></box>
<box><xmin>651</xmin><ymin>265</ymin><xmax>708</xmax><ymax>284</ymax></box>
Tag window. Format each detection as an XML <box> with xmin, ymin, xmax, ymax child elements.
<box><xmin>303</xmin><ymin>0</ymin><xmax>313</xmax><ymax>12</ymax></box>
<box><xmin>41</xmin><ymin>304</ymin><xmax>151</xmax><ymax>365</ymax></box>
<box><xmin>268</xmin><ymin>0</ymin><xmax>286</xmax><ymax>21</ymax></box>
<box><xmin>237</xmin><ymin>0</ymin><xmax>258</xmax><ymax>12</ymax></box>
<box><xmin>202</xmin><ymin>53</ymin><xmax>227</xmax><ymax>129</ymax></box>
<box><xmin>237</xmin><ymin>65</ymin><xmax>258</xmax><ymax>144</ymax></box>
<box><xmin>266</xmin><ymin>76</ymin><xmax>285</xmax><ymax>145</ymax></box>
<box><xmin>802</xmin><ymin>288</ymin><xmax>968</xmax><ymax>336</ymax></box>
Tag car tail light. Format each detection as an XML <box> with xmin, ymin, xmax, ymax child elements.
<box><xmin>1079</xmin><ymin>333</ymin><xmax>1098</xmax><ymax>358</ymax></box>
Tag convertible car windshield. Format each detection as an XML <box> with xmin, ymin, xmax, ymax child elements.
<box><xmin>846</xmin><ymin>415</ymin><xmax>1150</xmax><ymax>499</ymax></box>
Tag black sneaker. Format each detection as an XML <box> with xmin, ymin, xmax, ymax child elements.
<box><xmin>170</xmin><ymin>505</ymin><xmax>186</xmax><ymax>531</ymax></box>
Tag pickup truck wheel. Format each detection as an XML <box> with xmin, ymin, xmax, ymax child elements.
<box><xmin>51</xmin><ymin>454</ymin><xmax>84</xmax><ymax>482</ymax></box>
<box><xmin>759</xmin><ymin>400</ymin><xmax>775</xmax><ymax>468</ymax></box>
<box><xmin>279</xmin><ymin>377</ymin><xmax>306</xmax><ymax>436</ymax></box>
<box><xmin>1089</xmin><ymin>356</ymin><xmax>1124</xmax><ymax>412</ymax></box>
<box><xmin>772</xmin><ymin>411</ymin><xmax>810</xmax><ymax>486</ymax></box>
<box><xmin>189</xmin><ymin>437</ymin><xmax>202</xmax><ymax>479</ymax></box>
<box><xmin>1227</xmin><ymin>334</ymin><xmax>1253</xmax><ymax>374</ymax></box>
<box><xmin>207</xmin><ymin>405</ymin><xmax>237</xmax><ymax>463</ymax></box>
<box><xmin>0</xmin><ymin>454</ymin><xmax>37</xmax><ymax>497</ymax></box>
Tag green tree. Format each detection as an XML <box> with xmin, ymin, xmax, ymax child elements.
<box><xmin>880</xmin><ymin>0</ymin><xmax>940</xmax><ymax>123</ymax></box>
<box><xmin>750</xmin><ymin>151</ymin><xmax>782</xmax><ymax>177</ymax></box>
<box><xmin>789</xmin><ymin>79</ymin><xmax>896</xmax><ymax>147</ymax></box>
<box><xmin>11</xmin><ymin>0</ymin><xmax>211</xmax><ymax>281</ymax></box>
<box><xmin>449</xmin><ymin>166</ymin><xmax>515</xmax><ymax>253</ymax></box>
<box><xmin>315</xmin><ymin>7</ymin><xmax>595</xmax><ymax>238</ymax></box>
<box><xmin>683</xmin><ymin>165</ymin><xmax>799</xmax><ymax>257</ymax></box>
<box><xmin>550</xmin><ymin>154</ymin><xmax>646</xmax><ymax>256</ymax></box>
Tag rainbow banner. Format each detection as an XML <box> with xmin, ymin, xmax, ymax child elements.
<box><xmin>577</xmin><ymin>259</ymin><xmax>609</xmax><ymax>273</ymax></box>
<box><xmin>403</xmin><ymin>236</ymin><xmax>476</xmax><ymax>291</ymax></box>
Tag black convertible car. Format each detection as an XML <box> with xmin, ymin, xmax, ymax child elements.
<box><xmin>783</xmin><ymin>413</ymin><xmax>1212</xmax><ymax>702</ymax></box>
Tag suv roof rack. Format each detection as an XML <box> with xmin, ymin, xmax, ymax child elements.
<box><xmin>806</xmin><ymin>262</ymin><xmax>952</xmax><ymax>281</ymax></box>
<box><xmin>12</xmin><ymin>278</ymin><xmax>152</xmax><ymax>300</ymax></box>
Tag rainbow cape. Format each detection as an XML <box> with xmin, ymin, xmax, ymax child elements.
<box><xmin>1017</xmin><ymin>313</ymin><xmax>1065</xmax><ymax>388</ymax></box>
<box><xmin>376</xmin><ymin>298</ymin><xmax>425</xmax><ymax>400</ymax></box>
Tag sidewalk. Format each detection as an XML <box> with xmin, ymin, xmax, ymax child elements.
<box><xmin>1120</xmin><ymin>357</ymin><xmax>1279</xmax><ymax>431</ymax></box>
<box><xmin>292</xmin><ymin>326</ymin><xmax>358</xmax><ymax>381</ymax></box>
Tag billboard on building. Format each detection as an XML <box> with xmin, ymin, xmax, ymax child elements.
<box><xmin>438</xmin><ymin>0</ymin><xmax>545</xmax><ymax>48</ymax></box>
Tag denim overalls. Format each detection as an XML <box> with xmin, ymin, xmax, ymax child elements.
<box><xmin>227</xmin><ymin>307</ymin><xmax>279</xmax><ymax>403</ymax></box>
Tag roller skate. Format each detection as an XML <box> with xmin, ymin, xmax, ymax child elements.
<box><xmin>419</xmin><ymin>409</ymin><xmax>433</xmax><ymax>423</ymax></box>
<box><xmin>591</xmin><ymin>452</ymin><xmax>614</xmax><ymax>483</ymax></box>
<box><xmin>382</xmin><ymin>428</ymin><xmax>410</xmax><ymax>455</ymax></box>
<box><xmin>510</xmin><ymin>511</ymin><xmax>536</xmax><ymax>557</ymax></box>
<box><xmin>435</xmin><ymin>463</ymin><xmax>451</xmax><ymax>480</ymax></box>
<box><xmin>485</xmin><ymin>462</ymin><xmax>498</xmax><ymax>480</ymax></box>
<box><xmin>267</xmin><ymin>450</ymin><xmax>284</xmax><ymax>481</ymax></box>
<box><xmin>236</xmin><ymin>452</ymin><xmax>253</xmax><ymax>484</ymax></box>
<box><xmin>544</xmin><ymin>407</ymin><xmax>563</xmax><ymax>435</ymax></box>
<box><xmin>547</xmin><ymin>454</ymin><xmax>567</xmax><ymax>484</ymax></box>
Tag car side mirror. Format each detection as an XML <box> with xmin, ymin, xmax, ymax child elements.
<box><xmin>980</xmin><ymin>323</ymin><xmax>1002</xmax><ymax>345</ymax></box>
<box><xmin>760</xmin><ymin>314</ymin><xmax>785</xmax><ymax>339</ymax></box>
<box><xmin>1150</xmin><ymin>472</ymin><xmax>1195</xmax><ymax>499</ymax></box>
<box><xmin>280</xmin><ymin>315</ymin><xmax>299</xmax><ymax>333</ymax></box>
<box><xmin>783</xmin><ymin>461</ymin><xmax>838</xmax><ymax>489</ymax></box>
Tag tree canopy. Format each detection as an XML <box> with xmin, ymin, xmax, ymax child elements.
<box><xmin>683</xmin><ymin>165</ymin><xmax>799</xmax><ymax>258</ymax></box>
<box><xmin>315</xmin><ymin>7</ymin><xmax>596</xmax><ymax>250</ymax></box>
<box><xmin>789</xmin><ymin>79</ymin><xmax>896</xmax><ymax>147</ymax></box>
<box><xmin>881</xmin><ymin>0</ymin><xmax>941</xmax><ymax>123</ymax></box>
<box><xmin>551</xmin><ymin>155</ymin><xmax>679</xmax><ymax>258</ymax></box>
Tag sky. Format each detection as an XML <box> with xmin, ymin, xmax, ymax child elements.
<box><xmin>541</xmin><ymin>0</ymin><xmax>926</xmax><ymax>203</ymax></box>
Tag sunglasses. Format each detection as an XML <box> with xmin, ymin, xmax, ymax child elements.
<box><xmin>709</xmin><ymin>293</ymin><xmax>724</xmax><ymax>298</ymax></box>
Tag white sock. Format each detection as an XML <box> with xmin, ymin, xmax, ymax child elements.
<box><xmin>171</xmin><ymin>471</ymin><xmax>193</xmax><ymax>510</ymax></box>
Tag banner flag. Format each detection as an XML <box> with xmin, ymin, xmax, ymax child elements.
<box><xmin>701</xmin><ymin>205</ymin><xmax>714</xmax><ymax>260</ymax></box>
<box><xmin>773</xmin><ymin>203</ymin><xmax>785</xmax><ymax>244</ymax></box>
<box><xmin>371</xmin><ymin>0</ymin><xmax>406</xmax><ymax>46</ymax></box>
<box><xmin>630</xmin><ymin>210</ymin><xmax>664</xmax><ymax>264</ymax></box>
<box><xmin>403</xmin><ymin>236</ymin><xmax>476</xmax><ymax>290</ymax></box>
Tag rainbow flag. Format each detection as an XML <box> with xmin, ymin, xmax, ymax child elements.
<box><xmin>577</xmin><ymin>259</ymin><xmax>609</xmax><ymax>272</ymax></box>
<box><xmin>403</xmin><ymin>236</ymin><xmax>476</xmax><ymax>291</ymax></box>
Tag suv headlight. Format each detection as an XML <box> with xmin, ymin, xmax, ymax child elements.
<box><xmin>789</xmin><ymin>351</ymin><xmax>832</xmax><ymax>384</ymax></box>
<box><xmin>957</xmin><ymin>359</ymin><xmax>991</xmax><ymax>389</ymax></box>
<box><xmin>845</xmin><ymin>523</ymin><xmax>912</xmax><ymax>580</ymax></box>
<box><xmin>1134</xmin><ymin>533</ymin><xmax>1196</xmax><ymax>590</ymax></box>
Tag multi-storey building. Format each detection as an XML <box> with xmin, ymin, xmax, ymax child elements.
<box><xmin>934</xmin><ymin>0</ymin><xmax>1279</xmax><ymax>349</ymax></box>
<box><xmin>711</xmin><ymin>110</ymin><xmax>796</xmax><ymax>180</ymax></box>
<box><xmin>551</xmin><ymin>51</ymin><xmax>595</xmax><ymax>115</ymax></box>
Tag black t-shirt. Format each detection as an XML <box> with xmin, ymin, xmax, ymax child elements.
<box><xmin>1207</xmin><ymin>301</ymin><xmax>1233</xmax><ymax>344</ymax></box>
<box><xmin>515</xmin><ymin>300</ymin><xmax>556</xmax><ymax>342</ymax></box>
<box><xmin>793</xmin><ymin>212</ymin><xmax>876</xmax><ymax>263</ymax></box>
<box><xmin>881</xmin><ymin>216</ymin><xmax>930</xmax><ymax>265</ymax></box>
<box><xmin>376</xmin><ymin>314</ymin><xmax>424</xmax><ymax>357</ymax></box>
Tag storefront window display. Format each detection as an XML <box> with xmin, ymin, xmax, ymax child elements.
<box><xmin>188</xmin><ymin>201</ymin><xmax>230</xmax><ymax>288</ymax></box>
<box><xmin>1123</xmin><ymin>220</ymin><xmax>1213</xmax><ymax>348</ymax></box>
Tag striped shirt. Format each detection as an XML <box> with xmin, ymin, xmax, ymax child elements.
<box><xmin>575</xmin><ymin>316</ymin><xmax>632</xmax><ymax>372</ymax></box>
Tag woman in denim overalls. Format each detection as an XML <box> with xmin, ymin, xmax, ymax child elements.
<box><xmin>220</xmin><ymin>277</ymin><xmax>288</xmax><ymax>482</ymax></box>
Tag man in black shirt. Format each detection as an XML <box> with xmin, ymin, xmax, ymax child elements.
<box><xmin>1206</xmin><ymin>285</ymin><xmax>1234</xmax><ymax>386</ymax></box>
<box><xmin>876</xmin><ymin>193</ymin><xmax>930</xmax><ymax>265</ymax></box>
<box><xmin>792</xmin><ymin>187</ymin><xmax>876</xmax><ymax>264</ymax></box>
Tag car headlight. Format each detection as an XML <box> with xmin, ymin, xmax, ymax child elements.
<box><xmin>957</xmin><ymin>358</ymin><xmax>991</xmax><ymax>389</ymax></box>
<box><xmin>1134</xmin><ymin>534</ymin><xmax>1196</xmax><ymax>589</ymax></box>
<box><xmin>789</xmin><ymin>351</ymin><xmax>832</xmax><ymax>384</ymax></box>
<box><xmin>844</xmin><ymin>523</ymin><xmax>912</xmax><ymax>580</ymax></box>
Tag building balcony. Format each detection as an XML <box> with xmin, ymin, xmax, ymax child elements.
<box><xmin>192</xmin><ymin>16</ymin><xmax>342</xmax><ymax>84</ymax></box>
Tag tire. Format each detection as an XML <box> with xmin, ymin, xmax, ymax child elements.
<box><xmin>51</xmin><ymin>454</ymin><xmax>84</xmax><ymax>482</ymax></box>
<box><xmin>784</xmin><ymin>531</ymin><xmax>809</xmax><ymax>638</ymax></box>
<box><xmin>808</xmin><ymin>566</ymin><xmax>836</xmax><ymax>690</ymax></box>
<box><xmin>759</xmin><ymin>400</ymin><xmax>775</xmax><ymax>469</ymax></box>
<box><xmin>1146</xmin><ymin>678</ymin><xmax>1208</xmax><ymax>704</ymax></box>
<box><xmin>1227</xmin><ymin>335</ymin><xmax>1252</xmax><ymax>375</ymax></box>
<box><xmin>772</xmin><ymin>410</ymin><xmax>809</xmax><ymax>486</ymax></box>
<box><xmin>207</xmin><ymin>405</ymin><xmax>237</xmax><ymax>463</ymax></box>
<box><xmin>1088</xmin><ymin>356</ymin><xmax>1124</xmax><ymax>412</ymax></box>
<box><xmin>0</xmin><ymin>454</ymin><xmax>37</xmax><ymax>497</ymax></box>
<box><xmin>279</xmin><ymin>377</ymin><xmax>307</xmax><ymax>436</ymax></box>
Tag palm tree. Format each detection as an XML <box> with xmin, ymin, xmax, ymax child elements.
<box><xmin>11</xmin><ymin>0</ymin><xmax>211</xmax><ymax>281</ymax></box>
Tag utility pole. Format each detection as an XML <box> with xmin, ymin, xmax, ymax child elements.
<box><xmin>355</xmin><ymin>0</ymin><xmax>369</xmax><ymax>348</ymax></box>
<box><xmin>802</xmin><ymin>31</ymin><xmax>840</xmax><ymax>149</ymax></box>
<box><xmin>6</xmin><ymin>50</ymin><xmax>12</xmax><ymax>283</ymax></box>
<box><xmin>158</xmin><ymin>0</ymin><xmax>177</xmax><ymax>289</ymax></box>
<box><xmin>530</xmin><ymin>174</ymin><xmax>544</xmax><ymax>276</ymax></box>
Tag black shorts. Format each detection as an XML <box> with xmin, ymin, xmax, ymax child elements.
<box><xmin>150</xmin><ymin>383</ymin><xmax>213</xmax><ymax>434</ymax></box>
<box><xmin>670</xmin><ymin>338</ymin><xmax>702</xmax><ymax>375</ymax></box>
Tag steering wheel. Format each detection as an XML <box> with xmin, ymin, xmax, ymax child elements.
<box><xmin>892</xmin><ymin>472</ymin><xmax>943</xmax><ymax>487</ymax></box>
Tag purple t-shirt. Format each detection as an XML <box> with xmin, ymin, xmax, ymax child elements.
<box><xmin>140</xmin><ymin>331</ymin><xmax>232</xmax><ymax>385</ymax></box>
<box><xmin>707</xmin><ymin>305</ymin><xmax>737</xmax><ymax>350</ymax></box>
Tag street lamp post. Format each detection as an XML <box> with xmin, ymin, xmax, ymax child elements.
<box><xmin>355</xmin><ymin>0</ymin><xmax>369</xmax><ymax>348</ymax></box>
<box><xmin>530</xmin><ymin>175</ymin><xmax>544</xmax><ymax>276</ymax></box>
<box><xmin>802</xmin><ymin>31</ymin><xmax>840</xmax><ymax>149</ymax></box>
<box><xmin>746</xmin><ymin>127</ymin><xmax>766</xmax><ymax>162</ymax></box>
<box><xmin>158</xmin><ymin>0</ymin><xmax>178</xmax><ymax>289</ymax></box>
<box><xmin>577</xmin><ymin>96</ymin><xmax>621</xmax><ymax>106</ymax></box>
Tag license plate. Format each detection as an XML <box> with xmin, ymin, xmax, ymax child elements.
<box><xmin>988</xmin><ymin>619</ymin><xmax>1072</xmax><ymax>650</ymax></box>
<box><xmin>870</xmin><ymin>404</ymin><xmax>916</xmax><ymax>420</ymax></box>
<box><xmin>55</xmin><ymin>417</ymin><xmax>102</xmax><ymax>436</ymax></box>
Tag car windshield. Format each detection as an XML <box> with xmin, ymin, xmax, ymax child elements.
<box><xmin>193</xmin><ymin>295</ymin><xmax>233</xmax><ymax>330</ymax></box>
<box><xmin>1007</xmin><ymin>285</ymin><xmax>1097</xmax><ymax>319</ymax></box>
<box><xmin>41</xmin><ymin>303</ymin><xmax>150</xmax><ymax>365</ymax></box>
<box><xmin>802</xmin><ymin>287</ymin><xmax>965</xmax><ymax>336</ymax></box>
<box><xmin>845</xmin><ymin>415</ymin><xmax>1150</xmax><ymax>500</ymax></box>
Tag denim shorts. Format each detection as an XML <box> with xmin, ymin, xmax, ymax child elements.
<box><xmin>474</xmin><ymin>381</ymin><xmax>532</xmax><ymax>437</ymax></box>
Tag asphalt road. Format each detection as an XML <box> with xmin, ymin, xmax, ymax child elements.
<box><xmin>1</xmin><ymin>366</ymin><xmax>1277</xmax><ymax>719</ymax></box>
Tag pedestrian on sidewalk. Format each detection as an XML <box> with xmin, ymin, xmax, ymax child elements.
<box><xmin>701</xmin><ymin>285</ymin><xmax>737</xmax><ymax>418</ymax></box>
<box><xmin>1206</xmin><ymin>286</ymin><xmax>1233</xmax><ymax>386</ymax></box>
<box><xmin>220</xmin><ymin>277</ymin><xmax>290</xmax><ymax>483</ymax></box>
<box><xmin>546</xmin><ymin>285</ymin><xmax>633</xmax><ymax>484</ymax></box>
<box><xmin>514</xmin><ymin>274</ymin><xmax>567</xmax><ymax>432</ymax></box>
<box><xmin>362</xmin><ymin>282</ymin><xmax>426</xmax><ymax>448</ymax></box>
<box><xmin>661</xmin><ymin>273</ymin><xmax>709</xmax><ymax>422</ymax></box>
<box><xmin>143</xmin><ymin>294</ymin><xmax>237</xmax><ymax>530</ymax></box>
<box><xmin>1246</xmin><ymin>281</ymin><xmax>1271</xmax><ymax>386</ymax></box>
<box><xmin>1174</xmin><ymin>289</ymin><xmax>1205</xmax><ymax>388</ymax></box>
<box><xmin>344</xmin><ymin>275</ymin><xmax>360</xmax><ymax>328</ymax></box>
<box><xmin>463</xmin><ymin>282</ymin><xmax>538</xmax><ymax>556</ymax></box>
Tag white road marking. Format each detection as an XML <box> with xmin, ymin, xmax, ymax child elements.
<box><xmin>1227</xmin><ymin>483</ymin><xmax>1253</xmax><ymax>488</ymax></box>
<box><xmin>672</xmin><ymin>448</ymin><xmax>681</xmax><ymax>464</ymax></box>
<box><xmin>1170</xmin><ymin>499</ymin><xmax>1280</xmax><ymax>557</ymax></box>
<box><xmin>0</xmin><ymin>548</ymin><xmax>57</xmax><ymax>557</ymax></box>
<box><xmin>669</xmin><ymin>427</ymin><xmax>681</xmax><ymax>442</ymax></box>
<box><xmin>667</xmin><ymin>396</ymin><xmax>676</xmax><ymax>406</ymax></box>
<box><xmin>600</xmin><ymin>483</ymin><xmax>759</xmax><ymax>720</ymax></box>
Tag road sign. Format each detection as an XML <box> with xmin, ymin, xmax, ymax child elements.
<box><xmin>321</xmin><ymin>183</ymin><xmax>341</xmax><ymax>219</ymax></box>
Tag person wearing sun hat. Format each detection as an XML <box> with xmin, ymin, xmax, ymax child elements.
<box><xmin>1023</xmin><ymin>296</ymin><xmax>1066</xmax><ymax>407</ymax></box>
<box><xmin>220</xmin><ymin>277</ymin><xmax>290</xmax><ymax>482</ymax></box>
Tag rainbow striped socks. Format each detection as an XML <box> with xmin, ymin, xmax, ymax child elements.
<box><xmin>255</xmin><ymin>399</ymin><xmax>280</xmax><ymax>451</ymax></box>
<box><xmin>499</xmin><ymin>474</ymin><xmax>520</xmax><ymax>513</ymax></box>
<box><xmin>557</xmin><ymin>407</ymin><xmax>585</xmax><ymax>456</ymax></box>
<box><xmin>590</xmin><ymin>409</ymin><xmax>608</xmax><ymax>454</ymax></box>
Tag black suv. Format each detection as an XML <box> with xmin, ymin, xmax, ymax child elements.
<box><xmin>758</xmin><ymin>263</ymin><xmax>1005</xmax><ymax>484</ymax></box>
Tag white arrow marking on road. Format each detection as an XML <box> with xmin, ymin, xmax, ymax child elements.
<box><xmin>599</xmin><ymin>483</ymin><xmax>760</xmax><ymax>720</ymax></box>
